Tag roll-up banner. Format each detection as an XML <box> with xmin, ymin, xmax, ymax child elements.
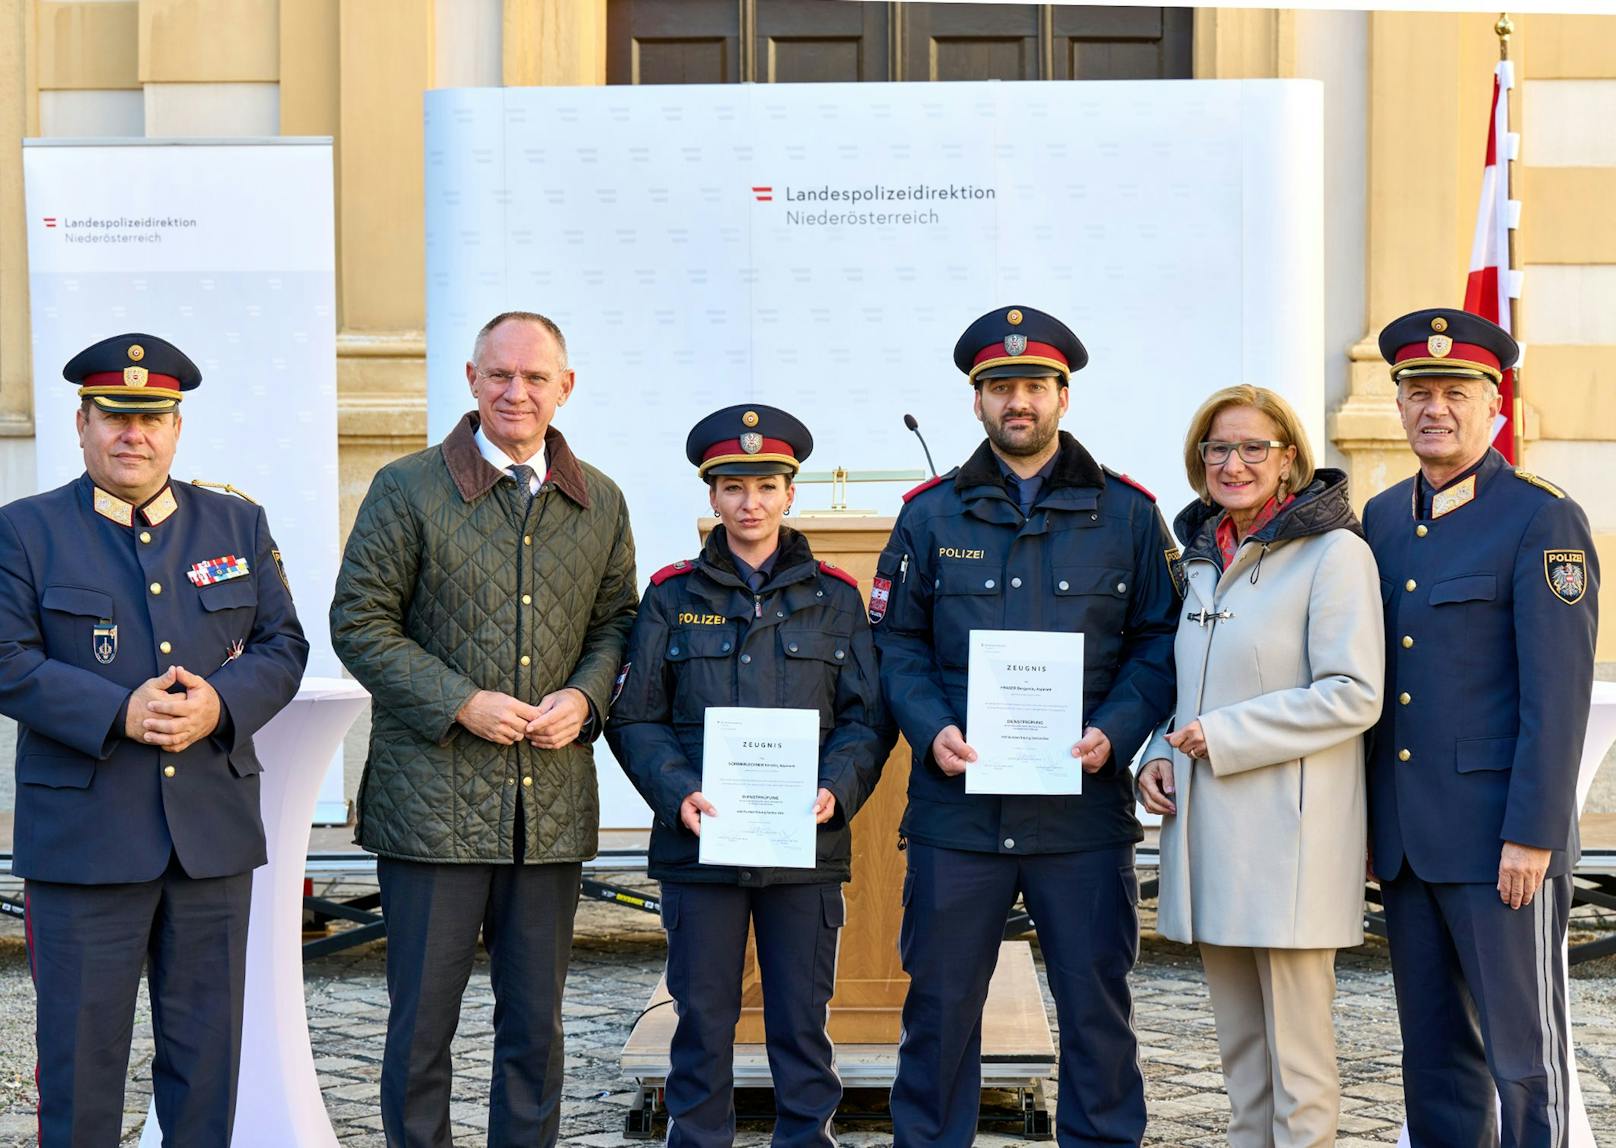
<box><xmin>424</xmin><ymin>80</ymin><xmax>1325</xmax><ymax>830</ymax></box>
<box><xmin>22</xmin><ymin>139</ymin><xmax>346</xmax><ymax>824</ymax></box>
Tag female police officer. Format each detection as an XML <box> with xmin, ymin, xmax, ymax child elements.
<box><xmin>606</xmin><ymin>404</ymin><xmax>890</xmax><ymax>1148</ymax></box>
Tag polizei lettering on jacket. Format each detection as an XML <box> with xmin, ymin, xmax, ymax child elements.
<box><xmin>677</xmin><ymin>612</ymin><xmax>726</xmax><ymax>625</ymax></box>
<box><xmin>938</xmin><ymin>546</ymin><xmax>987</xmax><ymax>559</ymax></box>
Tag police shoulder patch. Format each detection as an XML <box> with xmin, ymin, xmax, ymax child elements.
<box><xmin>1513</xmin><ymin>469</ymin><xmax>1566</xmax><ymax>498</ymax></box>
<box><xmin>1164</xmin><ymin>545</ymin><xmax>1186</xmax><ymax>596</ymax></box>
<box><xmin>819</xmin><ymin>560</ymin><xmax>859</xmax><ymax>590</ymax></box>
<box><xmin>1103</xmin><ymin>466</ymin><xmax>1156</xmax><ymax>502</ymax></box>
<box><xmin>1544</xmin><ymin>549</ymin><xmax>1588</xmax><ymax>605</ymax></box>
<box><xmin>649</xmin><ymin>559</ymin><xmax>696</xmax><ymax>586</ymax></box>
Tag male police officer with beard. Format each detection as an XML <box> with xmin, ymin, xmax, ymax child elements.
<box><xmin>874</xmin><ymin>306</ymin><xmax>1179</xmax><ymax>1147</ymax></box>
<box><xmin>0</xmin><ymin>333</ymin><xmax>308</xmax><ymax>1146</ymax></box>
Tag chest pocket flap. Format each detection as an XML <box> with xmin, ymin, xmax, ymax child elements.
<box><xmin>200</xmin><ymin>579</ymin><xmax>256</xmax><ymax>612</ymax></box>
<box><xmin>666</xmin><ymin>627</ymin><xmax>735</xmax><ymax>661</ymax></box>
<box><xmin>935</xmin><ymin>563</ymin><xmax>1001</xmax><ymax>595</ymax></box>
<box><xmin>782</xmin><ymin>630</ymin><xmax>849</xmax><ymax>666</ymax></box>
<box><xmin>42</xmin><ymin>586</ymin><xmax>114</xmax><ymax>618</ymax></box>
<box><xmin>1053</xmin><ymin>565</ymin><xmax>1131</xmax><ymax>598</ymax></box>
<box><xmin>1428</xmin><ymin>574</ymin><xmax>1496</xmax><ymax>606</ymax></box>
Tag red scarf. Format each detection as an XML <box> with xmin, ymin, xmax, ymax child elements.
<box><xmin>1215</xmin><ymin>493</ymin><xmax>1293</xmax><ymax>568</ymax></box>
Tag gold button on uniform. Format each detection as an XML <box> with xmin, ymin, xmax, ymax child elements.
<box><xmin>150</xmin><ymin>582</ymin><xmax>162</xmax><ymax>595</ymax></box>
<box><xmin>139</xmin><ymin>531</ymin><xmax>152</xmax><ymax>544</ymax></box>
<box><xmin>1405</xmin><ymin>579</ymin><xmax>1417</xmax><ymax>592</ymax></box>
<box><xmin>520</xmin><ymin>655</ymin><xmax>531</xmax><ymax>666</ymax></box>
<box><xmin>1399</xmin><ymin>692</ymin><xmax>1411</xmax><ymax>705</ymax></box>
<box><xmin>163</xmin><ymin>765</ymin><xmax>176</xmax><ymax>778</ymax></box>
<box><xmin>521</xmin><ymin>594</ymin><xmax>532</xmax><ymax>605</ymax></box>
<box><xmin>159</xmin><ymin>641</ymin><xmax>172</xmax><ymax>654</ymax></box>
<box><xmin>522</xmin><ymin>776</ymin><xmax>533</xmax><ymax>787</ymax></box>
<box><xmin>523</xmin><ymin>535</ymin><xmax>532</xmax><ymax>546</ymax></box>
<box><xmin>1402</xmin><ymin>635</ymin><xmax>1414</xmax><ymax>649</ymax></box>
<box><xmin>1415</xmin><ymin>525</ymin><xmax>1429</xmax><ymax>537</ymax></box>
<box><xmin>1398</xmin><ymin>749</ymin><xmax>1411</xmax><ymax>762</ymax></box>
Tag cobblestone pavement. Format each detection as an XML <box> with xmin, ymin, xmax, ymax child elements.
<box><xmin>0</xmin><ymin>877</ymin><xmax>1612</xmax><ymax>1147</ymax></box>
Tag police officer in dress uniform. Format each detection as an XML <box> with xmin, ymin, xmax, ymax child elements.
<box><xmin>1364</xmin><ymin>309</ymin><xmax>1599</xmax><ymax>1148</ymax></box>
<box><xmin>875</xmin><ymin>308</ymin><xmax>1180</xmax><ymax>1147</ymax></box>
<box><xmin>607</xmin><ymin>405</ymin><xmax>891</xmax><ymax>1148</ymax></box>
<box><xmin>0</xmin><ymin>334</ymin><xmax>309</xmax><ymax>1146</ymax></box>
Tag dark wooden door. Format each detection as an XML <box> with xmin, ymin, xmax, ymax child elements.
<box><xmin>606</xmin><ymin>1</ymin><xmax>1191</xmax><ymax>85</ymax></box>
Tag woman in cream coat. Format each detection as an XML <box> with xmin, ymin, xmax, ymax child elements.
<box><xmin>1138</xmin><ymin>385</ymin><xmax>1384</xmax><ymax>1148</ymax></box>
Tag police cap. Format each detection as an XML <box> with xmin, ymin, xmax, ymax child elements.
<box><xmin>953</xmin><ymin>305</ymin><xmax>1088</xmax><ymax>386</ymax></box>
<box><xmin>63</xmin><ymin>333</ymin><xmax>200</xmax><ymax>413</ymax></box>
<box><xmin>1379</xmin><ymin>308</ymin><xmax>1518</xmax><ymax>385</ymax></box>
<box><xmin>685</xmin><ymin>404</ymin><xmax>813</xmax><ymax>478</ymax></box>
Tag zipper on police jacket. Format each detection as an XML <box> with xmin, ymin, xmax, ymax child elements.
<box><xmin>754</xmin><ymin>594</ymin><xmax>762</xmax><ymax>619</ymax></box>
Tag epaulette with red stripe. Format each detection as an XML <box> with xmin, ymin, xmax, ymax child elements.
<box><xmin>902</xmin><ymin>474</ymin><xmax>948</xmax><ymax>503</ymax></box>
<box><xmin>649</xmin><ymin>559</ymin><xmax>696</xmax><ymax>586</ymax></box>
<box><xmin>1103</xmin><ymin>466</ymin><xmax>1156</xmax><ymax>502</ymax></box>
<box><xmin>818</xmin><ymin>561</ymin><xmax>859</xmax><ymax>590</ymax></box>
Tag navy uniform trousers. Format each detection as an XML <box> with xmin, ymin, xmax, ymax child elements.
<box><xmin>377</xmin><ymin>857</ymin><xmax>582</xmax><ymax>1148</ymax></box>
<box><xmin>660</xmin><ymin>881</ymin><xmax>844</xmax><ymax>1148</ymax></box>
<box><xmin>26</xmin><ymin>860</ymin><xmax>251</xmax><ymax>1147</ymax></box>
<box><xmin>1383</xmin><ymin>870</ymin><xmax>1573</xmax><ymax>1148</ymax></box>
<box><xmin>890</xmin><ymin>842</ymin><xmax>1145</xmax><ymax>1148</ymax></box>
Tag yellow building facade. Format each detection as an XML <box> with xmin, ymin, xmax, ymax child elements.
<box><xmin>0</xmin><ymin>0</ymin><xmax>1612</xmax><ymax>657</ymax></box>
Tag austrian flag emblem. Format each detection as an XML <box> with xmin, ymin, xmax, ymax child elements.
<box><xmin>1544</xmin><ymin>549</ymin><xmax>1587</xmax><ymax>605</ymax></box>
<box><xmin>868</xmin><ymin>575</ymin><xmax>892</xmax><ymax>625</ymax></box>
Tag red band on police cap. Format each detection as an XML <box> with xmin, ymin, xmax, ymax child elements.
<box><xmin>81</xmin><ymin>370</ymin><xmax>182</xmax><ymax>393</ymax></box>
<box><xmin>973</xmin><ymin>340</ymin><xmax>1068</xmax><ymax>370</ymax></box>
<box><xmin>1392</xmin><ymin>342</ymin><xmax>1501</xmax><ymax>372</ymax></box>
<box><xmin>701</xmin><ymin>437</ymin><xmax>797</xmax><ymax>463</ymax></box>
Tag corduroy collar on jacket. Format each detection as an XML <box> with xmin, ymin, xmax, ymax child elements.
<box><xmin>954</xmin><ymin>429</ymin><xmax>1105</xmax><ymax>495</ymax></box>
<box><xmin>441</xmin><ymin>411</ymin><xmax>591</xmax><ymax>509</ymax></box>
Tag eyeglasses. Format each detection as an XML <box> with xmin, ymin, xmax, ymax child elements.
<box><xmin>1199</xmin><ymin>439</ymin><xmax>1286</xmax><ymax>465</ymax></box>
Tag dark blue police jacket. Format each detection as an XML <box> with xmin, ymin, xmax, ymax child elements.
<box><xmin>0</xmin><ymin>474</ymin><xmax>309</xmax><ymax>884</ymax></box>
<box><xmin>872</xmin><ymin>432</ymin><xmax>1180</xmax><ymax>855</ymax></box>
<box><xmin>1364</xmin><ymin>449</ymin><xmax>1599</xmax><ymax>884</ymax></box>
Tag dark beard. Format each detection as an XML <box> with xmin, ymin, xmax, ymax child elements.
<box><xmin>984</xmin><ymin>411</ymin><xmax>1059</xmax><ymax>458</ymax></box>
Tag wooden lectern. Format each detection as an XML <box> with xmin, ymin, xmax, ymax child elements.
<box><xmin>727</xmin><ymin>515</ymin><xmax>911</xmax><ymax>1043</ymax></box>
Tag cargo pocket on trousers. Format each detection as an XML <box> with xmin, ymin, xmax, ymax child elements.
<box><xmin>659</xmin><ymin>886</ymin><xmax>684</xmax><ymax>1001</ymax></box>
<box><xmin>820</xmin><ymin>885</ymin><xmax>846</xmax><ymax>930</ymax></box>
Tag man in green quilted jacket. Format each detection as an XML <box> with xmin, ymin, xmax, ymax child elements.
<box><xmin>331</xmin><ymin>311</ymin><xmax>638</xmax><ymax>1148</ymax></box>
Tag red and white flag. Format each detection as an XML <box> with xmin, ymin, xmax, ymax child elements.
<box><xmin>1463</xmin><ymin>59</ymin><xmax>1523</xmax><ymax>462</ymax></box>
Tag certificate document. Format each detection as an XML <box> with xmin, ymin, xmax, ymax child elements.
<box><xmin>699</xmin><ymin>707</ymin><xmax>820</xmax><ymax>869</ymax></box>
<box><xmin>965</xmin><ymin>630</ymin><xmax>1085</xmax><ymax>795</ymax></box>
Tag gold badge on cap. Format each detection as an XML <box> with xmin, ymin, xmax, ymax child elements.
<box><xmin>1427</xmin><ymin>335</ymin><xmax>1453</xmax><ymax>358</ymax></box>
<box><xmin>1431</xmin><ymin>317</ymin><xmax>1448</xmax><ymax>333</ymax></box>
<box><xmin>1006</xmin><ymin>309</ymin><xmax>1024</xmax><ymax>326</ymax></box>
<box><xmin>127</xmin><ymin>344</ymin><xmax>145</xmax><ymax>362</ymax></box>
<box><xmin>124</xmin><ymin>366</ymin><xmax>149</xmax><ymax>386</ymax></box>
<box><xmin>741</xmin><ymin>410</ymin><xmax>760</xmax><ymax>428</ymax></box>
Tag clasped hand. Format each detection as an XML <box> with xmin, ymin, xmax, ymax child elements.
<box><xmin>126</xmin><ymin>665</ymin><xmax>221</xmax><ymax>753</ymax></box>
<box><xmin>456</xmin><ymin>687</ymin><xmax>590</xmax><ymax>749</ymax></box>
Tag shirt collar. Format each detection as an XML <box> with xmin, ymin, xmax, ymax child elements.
<box><xmin>473</xmin><ymin>426</ymin><xmax>545</xmax><ymax>493</ymax></box>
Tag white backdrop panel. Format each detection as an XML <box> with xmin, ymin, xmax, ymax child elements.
<box><xmin>425</xmin><ymin>80</ymin><xmax>1324</xmax><ymax>828</ymax></box>
<box><xmin>23</xmin><ymin>139</ymin><xmax>345</xmax><ymax>818</ymax></box>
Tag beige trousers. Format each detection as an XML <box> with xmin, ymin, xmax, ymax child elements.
<box><xmin>1198</xmin><ymin>944</ymin><xmax>1341</xmax><ymax>1148</ymax></box>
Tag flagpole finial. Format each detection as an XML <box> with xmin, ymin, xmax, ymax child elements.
<box><xmin>1496</xmin><ymin>13</ymin><xmax>1514</xmax><ymax>41</ymax></box>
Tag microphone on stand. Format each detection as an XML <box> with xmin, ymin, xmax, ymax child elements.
<box><xmin>904</xmin><ymin>413</ymin><xmax>938</xmax><ymax>478</ymax></box>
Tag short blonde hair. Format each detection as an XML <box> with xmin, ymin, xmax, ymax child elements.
<box><xmin>1181</xmin><ymin>385</ymin><xmax>1315</xmax><ymax>503</ymax></box>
